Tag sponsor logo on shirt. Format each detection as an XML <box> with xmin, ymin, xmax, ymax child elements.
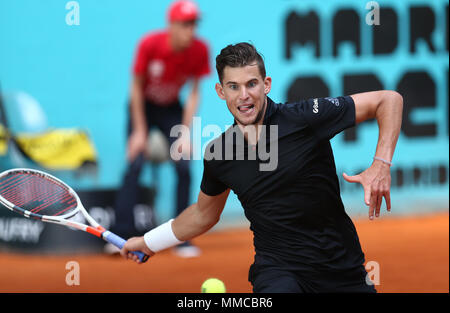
<box><xmin>313</xmin><ymin>98</ymin><xmax>319</xmax><ymax>113</ymax></box>
<box><xmin>325</xmin><ymin>97</ymin><xmax>340</xmax><ymax>106</ymax></box>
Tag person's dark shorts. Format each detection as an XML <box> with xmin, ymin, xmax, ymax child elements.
<box><xmin>249</xmin><ymin>263</ymin><xmax>377</xmax><ymax>293</ymax></box>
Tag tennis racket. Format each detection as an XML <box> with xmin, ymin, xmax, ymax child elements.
<box><xmin>0</xmin><ymin>168</ymin><xmax>149</xmax><ymax>263</ymax></box>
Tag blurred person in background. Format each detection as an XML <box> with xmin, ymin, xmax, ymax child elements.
<box><xmin>108</xmin><ymin>0</ymin><xmax>210</xmax><ymax>258</ymax></box>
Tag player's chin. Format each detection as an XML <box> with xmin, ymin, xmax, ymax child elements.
<box><xmin>235</xmin><ymin>111</ymin><xmax>259</xmax><ymax>126</ymax></box>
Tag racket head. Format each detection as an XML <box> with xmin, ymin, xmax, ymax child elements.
<box><xmin>0</xmin><ymin>168</ymin><xmax>81</xmax><ymax>221</ymax></box>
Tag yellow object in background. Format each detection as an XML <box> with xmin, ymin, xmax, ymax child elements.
<box><xmin>0</xmin><ymin>124</ymin><xmax>7</xmax><ymax>155</ymax></box>
<box><xmin>14</xmin><ymin>128</ymin><xmax>97</xmax><ymax>170</ymax></box>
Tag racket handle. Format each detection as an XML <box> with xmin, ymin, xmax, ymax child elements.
<box><xmin>103</xmin><ymin>231</ymin><xmax>149</xmax><ymax>263</ymax></box>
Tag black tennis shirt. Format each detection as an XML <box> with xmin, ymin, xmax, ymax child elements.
<box><xmin>200</xmin><ymin>96</ymin><xmax>366</xmax><ymax>279</ymax></box>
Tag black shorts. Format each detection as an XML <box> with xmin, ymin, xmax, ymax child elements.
<box><xmin>249</xmin><ymin>264</ymin><xmax>377</xmax><ymax>293</ymax></box>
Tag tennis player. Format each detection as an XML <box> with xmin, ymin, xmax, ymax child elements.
<box><xmin>121</xmin><ymin>42</ymin><xmax>403</xmax><ymax>293</ymax></box>
<box><xmin>111</xmin><ymin>0</ymin><xmax>210</xmax><ymax>258</ymax></box>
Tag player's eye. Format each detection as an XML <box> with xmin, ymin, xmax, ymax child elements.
<box><xmin>248</xmin><ymin>79</ymin><xmax>260</xmax><ymax>88</ymax></box>
<box><xmin>229</xmin><ymin>84</ymin><xmax>238</xmax><ymax>90</ymax></box>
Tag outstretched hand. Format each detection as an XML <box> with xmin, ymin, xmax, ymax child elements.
<box><xmin>343</xmin><ymin>160</ymin><xmax>392</xmax><ymax>220</ymax></box>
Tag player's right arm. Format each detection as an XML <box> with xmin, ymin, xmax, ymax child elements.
<box><xmin>127</xmin><ymin>74</ymin><xmax>148</xmax><ymax>162</ymax></box>
<box><xmin>172</xmin><ymin>189</ymin><xmax>230</xmax><ymax>241</ymax></box>
<box><xmin>120</xmin><ymin>189</ymin><xmax>230</xmax><ymax>263</ymax></box>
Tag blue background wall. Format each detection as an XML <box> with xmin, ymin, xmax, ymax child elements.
<box><xmin>1</xmin><ymin>0</ymin><xmax>448</xmax><ymax>222</ymax></box>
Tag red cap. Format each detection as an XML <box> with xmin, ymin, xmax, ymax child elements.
<box><xmin>168</xmin><ymin>0</ymin><xmax>200</xmax><ymax>22</ymax></box>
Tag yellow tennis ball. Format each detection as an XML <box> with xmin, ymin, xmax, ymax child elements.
<box><xmin>201</xmin><ymin>278</ymin><xmax>226</xmax><ymax>293</ymax></box>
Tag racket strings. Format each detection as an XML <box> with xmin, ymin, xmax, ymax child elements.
<box><xmin>0</xmin><ymin>172</ymin><xmax>77</xmax><ymax>216</ymax></box>
<box><xmin>0</xmin><ymin>175</ymin><xmax>39</xmax><ymax>207</ymax></box>
<box><xmin>1</xmin><ymin>175</ymin><xmax>48</xmax><ymax>207</ymax></box>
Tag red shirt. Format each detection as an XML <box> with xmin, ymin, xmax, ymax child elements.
<box><xmin>133</xmin><ymin>31</ymin><xmax>210</xmax><ymax>106</ymax></box>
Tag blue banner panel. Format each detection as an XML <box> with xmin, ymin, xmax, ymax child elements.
<box><xmin>0</xmin><ymin>0</ymin><xmax>447</xmax><ymax>221</ymax></box>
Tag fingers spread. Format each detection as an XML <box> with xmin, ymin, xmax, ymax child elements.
<box><xmin>343</xmin><ymin>173</ymin><xmax>361</xmax><ymax>183</ymax></box>
<box><xmin>364</xmin><ymin>186</ymin><xmax>371</xmax><ymax>207</ymax></box>
<box><xmin>385</xmin><ymin>191</ymin><xmax>391</xmax><ymax>212</ymax></box>
<box><xmin>369</xmin><ymin>184</ymin><xmax>380</xmax><ymax>220</ymax></box>
<box><xmin>369</xmin><ymin>191</ymin><xmax>375</xmax><ymax>220</ymax></box>
<box><xmin>375</xmin><ymin>193</ymin><xmax>381</xmax><ymax>218</ymax></box>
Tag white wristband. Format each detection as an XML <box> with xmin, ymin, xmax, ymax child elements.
<box><xmin>373</xmin><ymin>156</ymin><xmax>393</xmax><ymax>166</ymax></box>
<box><xmin>143</xmin><ymin>219</ymin><xmax>184</xmax><ymax>253</ymax></box>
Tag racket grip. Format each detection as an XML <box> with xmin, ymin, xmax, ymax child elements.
<box><xmin>103</xmin><ymin>231</ymin><xmax>149</xmax><ymax>263</ymax></box>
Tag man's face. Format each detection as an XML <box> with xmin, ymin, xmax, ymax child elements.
<box><xmin>169</xmin><ymin>20</ymin><xmax>197</xmax><ymax>50</ymax></box>
<box><xmin>215</xmin><ymin>64</ymin><xmax>272</xmax><ymax>126</ymax></box>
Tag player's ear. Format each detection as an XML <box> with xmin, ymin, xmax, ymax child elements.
<box><xmin>264</xmin><ymin>76</ymin><xmax>272</xmax><ymax>95</ymax></box>
<box><xmin>215</xmin><ymin>83</ymin><xmax>226</xmax><ymax>100</ymax></box>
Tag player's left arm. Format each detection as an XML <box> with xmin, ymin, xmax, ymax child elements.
<box><xmin>343</xmin><ymin>90</ymin><xmax>403</xmax><ymax>219</ymax></box>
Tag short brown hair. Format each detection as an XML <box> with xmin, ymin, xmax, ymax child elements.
<box><xmin>215</xmin><ymin>42</ymin><xmax>266</xmax><ymax>83</ymax></box>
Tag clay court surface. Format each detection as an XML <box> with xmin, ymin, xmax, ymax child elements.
<box><xmin>0</xmin><ymin>213</ymin><xmax>448</xmax><ymax>293</ymax></box>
